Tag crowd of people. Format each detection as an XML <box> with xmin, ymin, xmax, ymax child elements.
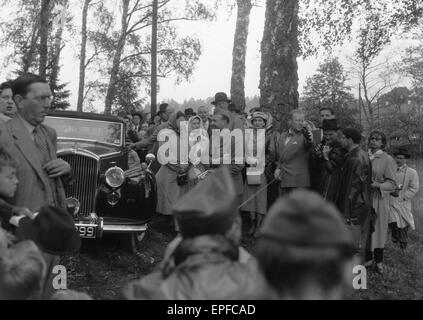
<box><xmin>0</xmin><ymin>73</ymin><xmax>420</xmax><ymax>300</ymax></box>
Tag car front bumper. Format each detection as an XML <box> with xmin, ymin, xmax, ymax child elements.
<box><xmin>75</xmin><ymin>218</ymin><xmax>148</xmax><ymax>239</ymax></box>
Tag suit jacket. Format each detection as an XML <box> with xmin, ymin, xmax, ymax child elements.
<box><xmin>0</xmin><ymin>117</ymin><xmax>68</xmax><ymax>212</ymax></box>
<box><xmin>271</xmin><ymin>131</ymin><xmax>312</xmax><ymax>188</ymax></box>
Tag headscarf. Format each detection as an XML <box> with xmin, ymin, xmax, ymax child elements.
<box><xmin>188</xmin><ymin>115</ymin><xmax>203</xmax><ymax>133</ymax></box>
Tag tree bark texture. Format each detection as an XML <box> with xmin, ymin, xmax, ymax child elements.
<box><xmin>231</xmin><ymin>0</ymin><xmax>252</xmax><ymax>111</ymax></box>
<box><xmin>77</xmin><ymin>0</ymin><xmax>92</xmax><ymax>112</ymax></box>
<box><xmin>260</xmin><ymin>0</ymin><xmax>299</xmax><ymax>128</ymax></box>
<box><xmin>39</xmin><ymin>0</ymin><xmax>52</xmax><ymax>79</ymax></box>
<box><xmin>104</xmin><ymin>0</ymin><xmax>130</xmax><ymax>115</ymax></box>
<box><xmin>23</xmin><ymin>21</ymin><xmax>40</xmax><ymax>74</ymax></box>
<box><xmin>151</xmin><ymin>0</ymin><xmax>159</xmax><ymax>117</ymax></box>
<box><xmin>50</xmin><ymin>0</ymin><xmax>68</xmax><ymax>92</ymax></box>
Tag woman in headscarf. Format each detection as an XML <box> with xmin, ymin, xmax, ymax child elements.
<box><xmin>186</xmin><ymin>116</ymin><xmax>210</xmax><ymax>191</ymax></box>
<box><xmin>241</xmin><ymin>112</ymin><xmax>269</xmax><ymax>237</ymax></box>
<box><xmin>156</xmin><ymin>112</ymin><xmax>189</xmax><ymax>232</ymax></box>
<box><xmin>365</xmin><ymin>130</ymin><xmax>397</xmax><ymax>274</ymax></box>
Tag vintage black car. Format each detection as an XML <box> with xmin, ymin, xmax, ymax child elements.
<box><xmin>45</xmin><ymin>111</ymin><xmax>157</xmax><ymax>250</ymax></box>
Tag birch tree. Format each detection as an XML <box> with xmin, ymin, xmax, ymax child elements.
<box><xmin>260</xmin><ymin>0</ymin><xmax>299</xmax><ymax>129</ymax></box>
<box><xmin>230</xmin><ymin>0</ymin><xmax>252</xmax><ymax>110</ymax></box>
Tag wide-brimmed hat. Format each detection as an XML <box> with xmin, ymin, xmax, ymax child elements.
<box><xmin>172</xmin><ymin>167</ymin><xmax>238</xmax><ymax>238</ymax></box>
<box><xmin>393</xmin><ymin>146</ymin><xmax>411</xmax><ymax>159</ymax></box>
<box><xmin>211</xmin><ymin>92</ymin><xmax>232</xmax><ymax>106</ymax></box>
<box><xmin>17</xmin><ymin>206</ymin><xmax>81</xmax><ymax>255</ymax></box>
<box><xmin>320</xmin><ymin>119</ymin><xmax>341</xmax><ymax>131</ymax></box>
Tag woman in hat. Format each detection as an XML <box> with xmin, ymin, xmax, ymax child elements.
<box><xmin>389</xmin><ymin>147</ymin><xmax>419</xmax><ymax>250</ymax></box>
<box><xmin>366</xmin><ymin>130</ymin><xmax>397</xmax><ymax>273</ymax></box>
<box><xmin>156</xmin><ymin>112</ymin><xmax>190</xmax><ymax>232</ymax></box>
<box><xmin>241</xmin><ymin>112</ymin><xmax>269</xmax><ymax>237</ymax></box>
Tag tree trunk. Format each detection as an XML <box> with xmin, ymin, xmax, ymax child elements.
<box><xmin>77</xmin><ymin>0</ymin><xmax>92</xmax><ymax>112</ymax></box>
<box><xmin>151</xmin><ymin>0</ymin><xmax>159</xmax><ymax>117</ymax></box>
<box><xmin>104</xmin><ymin>0</ymin><xmax>130</xmax><ymax>115</ymax></box>
<box><xmin>50</xmin><ymin>0</ymin><xmax>68</xmax><ymax>92</ymax></box>
<box><xmin>230</xmin><ymin>0</ymin><xmax>252</xmax><ymax>111</ymax></box>
<box><xmin>260</xmin><ymin>0</ymin><xmax>299</xmax><ymax>129</ymax></box>
<box><xmin>39</xmin><ymin>0</ymin><xmax>52</xmax><ymax>79</ymax></box>
<box><xmin>23</xmin><ymin>22</ymin><xmax>41</xmax><ymax>74</ymax></box>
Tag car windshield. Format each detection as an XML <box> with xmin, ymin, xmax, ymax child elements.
<box><xmin>45</xmin><ymin>117</ymin><xmax>123</xmax><ymax>146</ymax></box>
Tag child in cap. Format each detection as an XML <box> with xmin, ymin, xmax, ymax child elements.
<box><xmin>0</xmin><ymin>147</ymin><xmax>34</xmax><ymax>230</ymax></box>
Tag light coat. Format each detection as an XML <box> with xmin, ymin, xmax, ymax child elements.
<box><xmin>389</xmin><ymin>165</ymin><xmax>419</xmax><ymax>230</ymax></box>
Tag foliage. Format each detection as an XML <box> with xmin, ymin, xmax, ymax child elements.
<box><xmin>299</xmin><ymin>0</ymin><xmax>423</xmax><ymax>58</ymax></box>
<box><xmin>85</xmin><ymin>0</ymin><xmax>216</xmax><ymax>114</ymax></box>
<box><xmin>0</xmin><ymin>0</ymin><xmax>72</xmax><ymax>109</ymax></box>
<box><xmin>301</xmin><ymin>57</ymin><xmax>359</xmax><ymax>128</ymax></box>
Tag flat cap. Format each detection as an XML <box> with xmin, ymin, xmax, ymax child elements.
<box><xmin>260</xmin><ymin>190</ymin><xmax>353</xmax><ymax>248</ymax></box>
<box><xmin>172</xmin><ymin>167</ymin><xmax>238</xmax><ymax>238</ymax></box>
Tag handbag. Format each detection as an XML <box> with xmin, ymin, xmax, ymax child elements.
<box><xmin>177</xmin><ymin>172</ymin><xmax>189</xmax><ymax>186</ymax></box>
<box><xmin>247</xmin><ymin>167</ymin><xmax>262</xmax><ymax>186</ymax></box>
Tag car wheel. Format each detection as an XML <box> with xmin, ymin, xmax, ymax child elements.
<box><xmin>120</xmin><ymin>232</ymin><xmax>147</xmax><ymax>253</ymax></box>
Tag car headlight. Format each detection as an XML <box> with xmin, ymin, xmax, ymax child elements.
<box><xmin>105</xmin><ymin>167</ymin><xmax>125</xmax><ymax>188</ymax></box>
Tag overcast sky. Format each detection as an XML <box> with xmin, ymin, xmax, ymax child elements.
<box><xmin>0</xmin><ymin>2</ymin><xmax>419</xmax><ymax>111</ymax></box>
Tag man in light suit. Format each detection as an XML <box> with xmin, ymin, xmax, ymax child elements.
<box><xmin>272</xmin><ymin>109</ymin><xmax>313</xmax><ymax>197</ymax></box>
<box><xmin>0</xmin><ymin>74</ymin><xmax>72</xmax><ymax>299</ymax></box>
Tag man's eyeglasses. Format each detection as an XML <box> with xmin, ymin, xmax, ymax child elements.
<box><xmin>370</xmin><ymin>137</ymin><xmax>382</xmax><ymax>141</ymax></box>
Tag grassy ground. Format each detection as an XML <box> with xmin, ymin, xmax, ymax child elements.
<box><xmin>63</xmin><ymin>160</ymin><xmax>423</xmax><ymax>300</ymax></box>
<box><xmin>352</xmin><ymin>159</ymin><xmax>423</xmax><ymax>300</ymax></box>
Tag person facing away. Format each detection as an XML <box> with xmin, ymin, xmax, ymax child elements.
<box><xmin>389</xmin><ymin>147</ymin><xmax>419</xmax><ymax>251</ymax></box>
<box><xmin>256</xmin><ymin>190</ymin><xmax>356</xmax><ymax>300</ymax></box>
<box><xmin>271</xmin><ymin>109</ymin><xmax>314</xmax><ymax>197</ymax></box>
<box><xmin>121</xmin><ymin>167</ymin><xmax>267</xmax><ymax>300</ymax></box>
<box><xmin>336</xmin><ymin>128</ymin><xmax>372</xmax><ymax>263</ymax></box>
<box><xmin>0</xmin><ymin>240</ymin><xmax>46</xmax><ymax>300</ymax></box>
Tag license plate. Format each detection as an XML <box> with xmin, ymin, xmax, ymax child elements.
<box><xmin>76</xmin><ymin>224</ymin><xmax>98</xmax><ymax>239</ymax></box>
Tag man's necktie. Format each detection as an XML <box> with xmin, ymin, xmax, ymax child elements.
<box><xmin>33</xmin><ymin>127</ymin><xmax>51</xmax><ymax>165</ymax></box>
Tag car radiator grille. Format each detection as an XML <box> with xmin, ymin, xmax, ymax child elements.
<box><xmin>60</xmin><ymin>154</ymin><xmax>99</xmax><ymax>216</ymax></box>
